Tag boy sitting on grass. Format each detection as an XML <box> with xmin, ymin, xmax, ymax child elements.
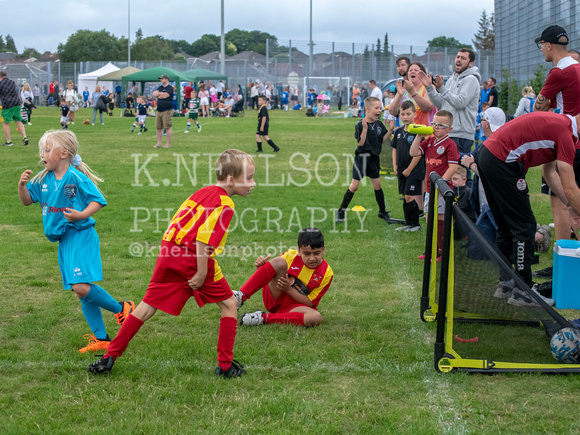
<box><xmin>234</xmin><ymin>228</ymin><xmax>333</xmax><ymax>328</ymax></box>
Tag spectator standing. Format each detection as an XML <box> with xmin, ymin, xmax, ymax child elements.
<box><xmin>33</xmin><ymin>84</ymin><xmax>41</xmax><ymax>106</ymax></box>
<box><xmin>91</xmin><ymin>85</ymin><xmax>104</xmax><ymax>126</ymax></box>
<box><xmin>487</xmin><ymin>78</ymin><xmax>498</xmax><ymax>107</ymax></box>
<box><xmin>418</xmin><ymin>48</ymin><xmax>481</xmax><ymax>186</ymax></box>
<box><xmin>21</xmin><ymin>83</ymin><xmax>34</xmax><ymax>125</ymax></box>
<box><xmin>152</xmin><ymin>74</ymin><xmax>174</xmax><ymax>148</ymax></box>
<box><xmin>63</xmin><ymin>81</ymin><xmax>80</xmax><ymax>124</ymax></box>
<box><xmin>183</xmin><ymin>81</ymin><xmax>193</xmax><ymax>110</ymax></box>
<box><xmin>514</xmin><ymin>86</ymin><xmax>536</xmax><ymax>117</ymax></box>
<box><xmin>0</xmin><ymin>71</ymin><xmax>29</xmax><ymax>146</ymax></box>
<box><xmin>479</xmin><ymin>81</ymin><xmax>490</xmax><ymax>111</ymax></box>
<box><xmin>396</xmin><ymin>56</ymin><xmax>411</xmax><ymax>80</ymax></box>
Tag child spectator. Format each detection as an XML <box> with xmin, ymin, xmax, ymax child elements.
<box><xmin>281</xmin><ymin>86</ymin><xmax>290</xmax><ymax>111</ymax></box>
<box><xmin>60</xmin><ymin>98</ymin><xmax>70</xmax><ymax>130</ymax></box>
<box><xmin>410</xmin><ymin>110</ymin><xmax>459</xmax><ymax>259</ymax></box>
<box><xmin>256</xmin><ymin>95</ymin><xmax>280</xmax><ymax>152</ymax></box>
<box><xmin>88</xmin><ymin>149</ymin><xmax>256</xmax><ymax>378</ymax></box>
<box><xmin>185</xmin><ymin>90</ymin><xmax>201</xmax><ymax>133</ymax></box>
<box><xmin>451</xmin><ymin>166</ymin><xmax>476</xmax><ymax>222</ymax></box>
<box><xmin>391</xmin><ymin>100</ymin><xmax>426</xmax><ymax>232</ymax></box>
<box><xmin>307</xmin><ymin>88</ymin><xmax>316</xmax><ymax>108</ymax></box>
<box><xmin>131</xmin><ymin>96</ymin><xmax>149</xmax><ymax>134</ymax></box>
<box><xmin>18</xmin><ymin>130</ymin><xmax>134</xmax><ymax>353</ymax></box>
<box><xmin>234</xmin><ymin>228</ymin><xmax>333</xmax><ymax>328</ymax></box>
<box><xmin>336</xmin><ymin>96</ymin><xmax>395</xmax><ymax>223</ymax></box>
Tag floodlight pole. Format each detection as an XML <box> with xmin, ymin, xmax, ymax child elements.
<box><xmin>128</xmin><ymin>0</ymin><xmax>131</xmax><ymax>65</ymax></box>
<box><xmin>308</xmin><ymin>0</ymin><xmax>313</xmax><ymax>89</ymax></box>
<box><xmin>220</xmin><ymin>0</ymin><xmax>225</xmax><ymax>75</ymax></box>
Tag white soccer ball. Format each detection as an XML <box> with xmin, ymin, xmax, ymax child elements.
<box><xmin>550</xmin><ymin>328</ymin><xmax>580</xmax><ymax>364</ymax></box>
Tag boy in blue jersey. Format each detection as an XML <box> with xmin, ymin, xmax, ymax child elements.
<box><xmin>18</xmin><ymin>130</ymin><xmax>134</xmax><ymax>353</ymax></box>
<box><xmin>60</xmin><ymin>98</ymin><xmax>70</xmax><ymax>129</ymax></box>
<box><xmin>281</xmin><ymin>87</ymin><xmax>289</xmax><ymax>111</ymax></box>
<box><xmin>82</xmin><ymin>86</ymin><xmax>90</xmax><ymax>108</ymax></box>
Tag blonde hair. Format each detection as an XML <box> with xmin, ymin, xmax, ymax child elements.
<box><xmin>95</xmin><ymin>85</ymin><xmax>101</xmax><ymax>92</ymax></box>
<box><xmin>31</xmin><ymin>130</ymin><xmax>104</xmax><ymax>188</ymax></box>
<box><xmin>454</xmin><ymin>166</ymin><xmax>467</xmax><ymax>178</ymax></box>
<box><xmin>23</xmin><ymin>83</ymin><xmax>31</xmax><ymax>92</ymax></box>
<box><xmin>215</xmin><ymin>149</ymin><xmax>255</xmax><ymax>182</ymax></box>
<box><xmin>364</xmin><ymin>96</ymin><xmax>382</xmax><ymax>107</ymax></box>
<box><xmin>522</xmin><ymin>86</ymin><xmax>535</xmax><ymax>97</ymax></box>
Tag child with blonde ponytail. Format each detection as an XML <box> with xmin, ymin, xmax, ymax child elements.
<box><xmin>18</xmin><ymin>130</ymin><xmax>134</xmax><ymax>353</ymax></box>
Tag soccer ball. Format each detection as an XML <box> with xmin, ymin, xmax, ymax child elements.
<box><xmin>550</xmin><ymin>328</ymin><xmax>580</xmax><ymax>364</ymax></box>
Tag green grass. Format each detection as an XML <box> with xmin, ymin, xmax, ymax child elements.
<box><xmin>1</xmin><ymin>107</ymin><xmax>579</xmax><ymax>434</ymax></box>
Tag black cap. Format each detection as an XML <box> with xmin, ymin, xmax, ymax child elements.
<box><xmin>535</xmin><ymin>25</ymin><xmax>569</xmax><ymax>45</ymax></box>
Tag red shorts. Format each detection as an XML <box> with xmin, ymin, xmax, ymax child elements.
<box><xmin>262</xmin><ymin>285</ymin><xmax>316</xmax><ymax>314</ymax></box>
<box><xmin>142</xmin><ymin>244</ymin><xmax>232</xmax><ymax>315</ymax></box>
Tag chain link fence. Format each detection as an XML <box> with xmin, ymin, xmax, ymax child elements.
<box><xmin>0</xmin><ymin>39</ymin><xmax>493</xmax><ymax>105</ymax></box>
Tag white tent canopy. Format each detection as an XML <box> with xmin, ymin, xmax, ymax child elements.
<box><xmin>77</xmin><ymin>62</ymin><xmax>119</xmax><ymax>96</ymax></box>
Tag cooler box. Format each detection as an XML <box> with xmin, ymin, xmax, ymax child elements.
<box><xmin>553</xmin><ymin>240</ymin><xmax>580</xmax><ymax>309</ymax></box>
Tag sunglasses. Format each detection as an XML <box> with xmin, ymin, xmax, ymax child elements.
<box><xmin>430</xmin><ymin>122</ymin><xmax>450</xmax><ymax>129</ymax></box>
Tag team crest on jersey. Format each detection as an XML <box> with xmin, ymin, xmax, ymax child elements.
<box><xmin>516</xmin><ymin>178</ymin><xmax>527</xmax><ymax>191</ymax></box>
<box><xmin>311</xmin><ymin>273</ymin><xmax>324</xmax><ymax>286</ymax></box>
<box><xmin>437</xmin><ymin>145</ymin><xmax>445</xmax><ymax>155</ymax></box>
<box><xmin>42</xmin><ymin>183</ymin><xmax>48</xmax><ymax>192</ymax></box>
<box><xmin>377</xmin><ymin>127</ymin><xmax>382</xmax><ymax>135</ymax></box>
<box><xmin>42</xmin><ymin>203</ymin><xmax>48</xmax><ymax>216</ymax></box>
<box><xmin>64</xmin><ymin>184</ymin><xmax>77</xmax><ymax>199</ymax></box>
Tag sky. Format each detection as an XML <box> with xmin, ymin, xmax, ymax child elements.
<box><xmin>0</xmin><ymin>0</ymin><xmax>495</xmax><ymax>55</ymax></box>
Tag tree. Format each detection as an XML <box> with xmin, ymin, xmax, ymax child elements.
<box><xmin>190</xmin><ymin>34</ymin><xmax>220</xmax><ymax>56</ymax></box>
<box><xmin>57</xmin><ymin>29</ymin><xmax>124</xmax><ymax>62</ymax></box>
<box><xmin>383</xmin><ymin>32</ymin><xmax>390</xmax><ymax>57</ymax></box>
<box><xmin>19</xmin><ymin>47</ymin><xmax>41</xmax><ymax>59</ymax></box>
<box><xmin>5</xmin><ymin>34</ymin><xmax>17</xmax><ymax>53</ymax></box>
<box><xmin>529</xmin><ymin>64</ymin><xmax>546</xmax><ymax>95</ymax></box>
<box><xmin>135</xmin><ymin>28</ymin><xmax>143</xmax><ymax>41</ymax></box>
<box><xmin>472</xmin><ymin>10</ymin><xmax>495</xmax><ymax>51</ymax></box>
<box><xmin>0</xmin><ymin>35</ymin><xmax>5</xmax><ymax>52</ymax></box>
<box><xmin>427</xmin><ymin>36</ymin><xmax>473</xmax><ymax>52</ymax></box>
<box><xmin>376</xmin><ymin>38</ymin><xmax>382</xmax><ymax>58</ymax></box>
<box><xmin>224</xmin><ymin>29</ymin><xmax>277</xmax><ymax>55</ymax></box>
<box><xmin>131</xmin><ymin>35</ymin><xmax>175</xmax><ymax>61</ymax></box>
<box><xmin>171</xmin><ymin>39</ymin><xmax>193</xmax><ymax>56</ymax></box>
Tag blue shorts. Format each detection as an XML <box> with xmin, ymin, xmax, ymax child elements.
<box><xmin>57</xmin><ymin>226</ymin><xmax>103</xmax><ymax>290</ymax></box>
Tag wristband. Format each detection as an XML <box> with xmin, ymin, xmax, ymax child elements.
<box><xmin>468</xmin><ymin>162</ymin><xmax>475</xmax><ymax>170</ymax></box>
<box><xmin>412</xmin><ymin>93</ymin><xmax>418</xmax><ymax>98</ymax></box>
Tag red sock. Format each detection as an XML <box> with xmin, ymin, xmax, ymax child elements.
<box><xmin>239</xmin><ymin>262</ymin><xmax>276</xmax><ymax>301</ymax></box>
<box><xmin>217</xmin><ymin>316</ymin><xmax>237</xmax><ymax>370</ymax></box>
<box><xmin>264</xmin><ymin>312</ymin><xmax>304</xmax><ymax>326</ymax></box>
<box><xmin>437</xmin><ymin>220</ymin><xmax>445</xmax><ymax>257</ymax></box>
<box><xmin>104</xmin><ymin>314</ymin><xmax>144</xmax><ymax>359</ymax></box>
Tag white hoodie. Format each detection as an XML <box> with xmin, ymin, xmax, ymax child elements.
<box><xmin>426</xmin><ymin>66</ymin><xmax>481</xmax><ymax>140</ymax></box>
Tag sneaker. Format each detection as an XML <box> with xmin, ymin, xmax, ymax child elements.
<box><xmin>3</xmin><ymin>141</ymin><xmax>13</xmax><ymax>147</ymax></box>
<box><xmin>27</xmin><ymin>122</ymin><xmax>32</xmax><ymax>125</ymax></box>
<box><xmin>537</xmin><ymin>280</ymin><xmax>552</xmax><ymax>298</ymax></box>
<box><xmin>79</xmin><ymin>334</ymin><xmax>111</xmax><ymax>353</ymax></box>
<box><xmin>114</xmin><ymin>300</ymin><xmax>135</xmax><ymax>325</ymax></box>
<box><xmin>215</xmin><ymin>359</ymin><xmax>246</xmax><ymax>378</ymax></box>
<box><xmin>88</xmin><ymin>355</ymin><xmax>115</xmax><ymax>374</ymax></box>
<box><xmin>233</xmin><ymin>290</ymin><xmax>244</xmax><ymax>310</ymax></box>
<box><xmin>144</xmin><ymin>127</ymin><xmax>148</xmax><ymax>132</ymax></box>
<box><xmin>184</xmin><ymin>130</ymin><xmax>190</xmax><ymax>133</ymax></box>
<box><xmin>138</xmin><ymin>132</ymin><xmax>142</xmax><ymax>135</ymax></box>
<box><xmin>494</xmin><ymin>279</ymin><xmax>514</xmax><ymax>299</ymax></box>
<box><xmin>418</xmin><ymin>211</ymin><xmax>425</xmax><ymax>219</ymax></box>
<box><xmin>396</xmin><ymin>225</ymin><xmax>411</xmax><ymax>231</ymax></box>
<box><xmin>23</xmin><ymin>137</ymin><xmax>29</xmax><ymax>146</ymax></box>
<box><xmin>336</xmin><ymin>208</ymin><xmax>345</xmax><ymax>223</ymax></box>
<box><xmin>378</xmin><ymin>211</ymin><xmax>395</xmax><ymax>224</ymax></box>
<box><xmin>406</xmin><ymin>225</ymin><xmax>422</xmax><ymax>232</ymax></box>
<box><xmin>239</xmin><ymin>310</ymin><xmax>264</xmax><ymax>326</ymax></box>
<box><xmin>418</xmin><ymin>254</ymin><xmax>426</xmax><ymax>260</ymax></box>
<box><xmin>508</xmin><ymin>288</ymin><xmax>554</xmax><ymax>307</ymax></box>
<box><xmin>533</xmin><ymin>266</ymin><xmax>553</xmax><ymax>278</ymax></box>
<box><xmin>197</xmin><ymin>126</ymin><xmax>201</xmax><ymax>132</ymax></box>
<box><xmin>71</xmin><ymin>122</ymin><xmax>75</xmax><ymax>125</ymax></box>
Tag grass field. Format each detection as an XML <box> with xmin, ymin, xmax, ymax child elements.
<box><xmin>1</xmin><ymin>106</ymin><xmax>579</xmax><ymax>434</ymax></box>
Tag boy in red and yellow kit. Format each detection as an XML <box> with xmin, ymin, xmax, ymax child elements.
<box><xmin>88</xmin><ymin>149</ymin><xmax>255</xmax><ymax>378</ymax></box>
<box><xmin>235</xmin><ymin>228</ymin><xmax>333</xmax><ymax>328</ymax></box>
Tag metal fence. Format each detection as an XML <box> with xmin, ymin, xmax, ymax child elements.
<box><xmin>0</xmin><ymin>40</ymin><xmax>494</xmax><ymax>100</ymax></box>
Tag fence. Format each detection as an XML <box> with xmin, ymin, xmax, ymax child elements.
<box><xmin>0</xmin><ymin>40</ymin><xmax>494</xmax><ymax>101</ymax></box>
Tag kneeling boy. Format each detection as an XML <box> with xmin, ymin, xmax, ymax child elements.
<box><xmin>235</xmin><ymin>228</ymin><xmax>333</xmax><ymax>328</ymax></box>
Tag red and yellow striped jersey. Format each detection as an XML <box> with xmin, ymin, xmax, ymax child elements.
<box><xmin>162</xmin><ymin>185</ymin><xmax>234</xmax><ymax>257</ymax></box>
<box><xmin>281</xmin><ymin>249</ymin><xmax>333</xmax><ymax>307</ymax></box>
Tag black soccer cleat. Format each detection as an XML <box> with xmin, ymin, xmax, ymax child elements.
<box><xmin>336</xmin><ymin>208</ymin><xmax>345</xmax><ymax>223</ymax></box>
<box><xmin>215</xmin><ymin>359</ymin><xmax>246</xmax><ymax>378</ymax></box>
<box><xmin>533</xmin><ymin>265</ymin><xmax>553</xmax><ymax>278</ymax></box>
<box><xmin>88</xmin><ymin>355</ymin><xmax>115</xmax><ymax>374</ymax></box>
<box><xmin>378</xmin><ymin>211</ymin><xmax>395</xmax><ymax>224</ymax></box>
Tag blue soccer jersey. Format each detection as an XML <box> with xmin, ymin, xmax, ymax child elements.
<box><xmin>137</xmin><ymin>103</ymin><xmax>148</xmax><ymax>116</ymax></box>
<box><xmin>281</xmin><ymin>91</ymin><xmax>289</xmax><ymax>104</ymax></box>
<box><xmin>27</xmin><ymin>166</ymin><xmax>107</xmax><ymax>242</ymax></box>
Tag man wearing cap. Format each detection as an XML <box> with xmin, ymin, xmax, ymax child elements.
<box><xmin>476</xmin><ymin>111</ymin><xmax>580</xmax><ymax>306</ymax></box>
<box><xmin>534</xmin><ymin>25</ymin><xmax>580</xmax><ymax>271</ymax></box>
<box><xmin>0</xmin><ymin>70</ymin><xmax>29</xmax><ymax>147</ymax></box>
<box><xmin>152</xmin><ymin>74</ymin><xmax>174</xmax><ymax>148</ymax></box>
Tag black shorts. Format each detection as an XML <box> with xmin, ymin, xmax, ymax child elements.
<box><xmin>541</xmin><ymin>149</ymin><xmax>580</xmax><ymax>194</ymax></box>
<box><xmin>256</xmin><ymin>127</ymin><xmax>269</xmax><ymax>136</ymax></box>
<box><xmin>352</xmin><ymin>153</ymin><xmax>381</xmax><ymax>180</ymax></box>
<box><xmin>397</xmin><ymin>175</ymin><xmax>423</xmax><ymax>196</ymax></box>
